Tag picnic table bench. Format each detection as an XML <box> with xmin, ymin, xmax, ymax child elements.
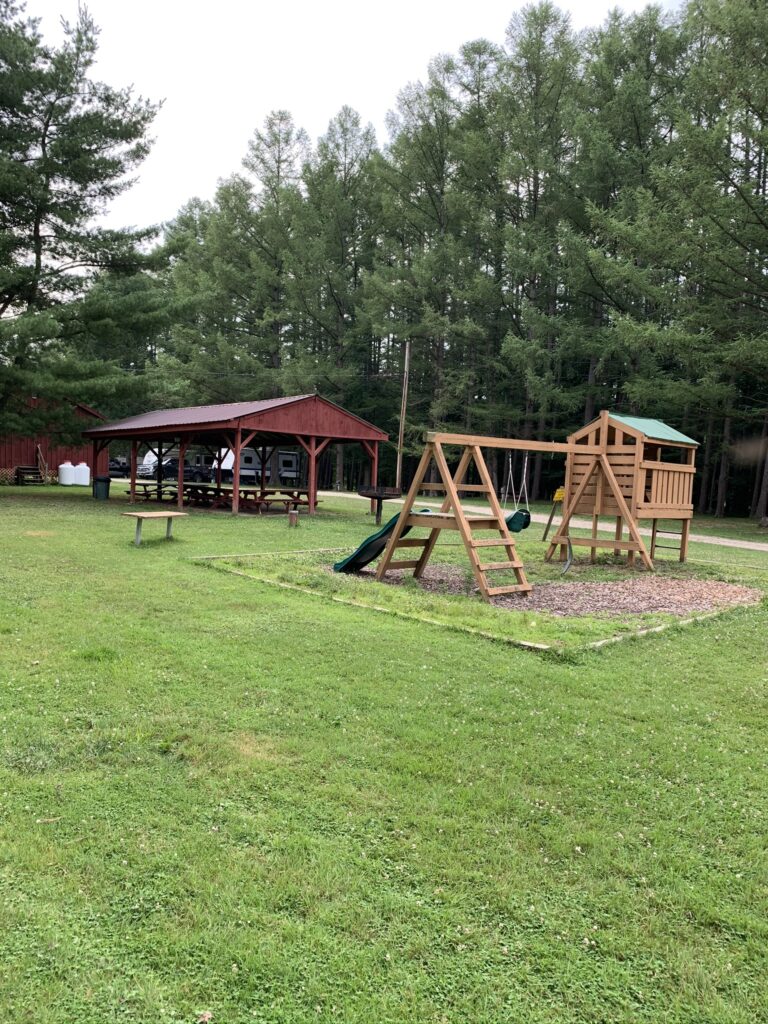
<box><xmin>123</xmin><ymin>510</ymin><xmax>187</xmax><ymax>546</ymax></box>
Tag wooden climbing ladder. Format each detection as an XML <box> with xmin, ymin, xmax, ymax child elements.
<box><xmin>375</xmin><ymin>435</ymin><xmax>532</xmax><ymax>600</ymax></box>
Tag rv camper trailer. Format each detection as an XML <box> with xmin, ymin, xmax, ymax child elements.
<box><xmin>211</xmin><ymin>448</ymin><xmax>300</xmax><ymax>485</ymax></box>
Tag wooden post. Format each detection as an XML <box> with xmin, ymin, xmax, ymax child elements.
<box><xmin>371</xmin><ymin>440</ymin><xmax>379</xmax><ymax>492</ymax></box>
<box><xmin>308</xmin><ymin>436</ymin><xmax>317</xmax><ymax>515</ymax></box>
<box><xmin>91</xmin><ymin>440</ymin><xmax>98</xmax><ymax>486</ymax></box>
<box><xmin>260</xmin><ymin>445</ymin><xmax>267</xmax><ymax>496</ymax></box>
<box><xmin>129</xmin><ymin>440</ymin><xmax>138</xmax><ymax>504</ymax></box>
<box><xmin>156</xmin><ymin>439</ymin><xmax>164</xmax><ymax>499</ymax></box>
<box><xmin>232</xmin><ymin>428</ymin><xmax>242</xmax><ymax>515</ymax></box>
<box><xmin>361</xmin><ymin>440</ymin><xmax>379</xmax><ymax>515</ymax></box>
<box><xmin>680</xmin><ymin>518</ymin><xmax>691</xmax><ymax>562</ymax></box>
<box><xmin>177</xmin><ymin>437</ymin><xmax>187</xmax><ymax>509</ymax></box>
<box><xmin>215</xmin><ymin>445</ymin><xmax>223</xmax><ymax>488</ymax></box>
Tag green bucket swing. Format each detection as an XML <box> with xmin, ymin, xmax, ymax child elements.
<box><xmin>502</xmin><ymin>450</ymin><xmax>531</xmax><ymax>533</ymax></box>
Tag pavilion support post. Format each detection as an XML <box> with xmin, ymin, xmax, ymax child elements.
<box><xmin>177</xmin><ymin>438</ymin><xmax>187</xmax><ymax>509</ymax></box>
<box><xmin>308</xmin><ymin>436</ymin><xmax>317</xmax><ymax>514</ymax></box>
<box><xmin>129</xmin><ymin>441</ymin><xmax>138</xmax><ymax>503</ymax></box>
<box><xmin>232</xmin><ymin>428</ymin><xmax>242</xmax><ymax>515</ymax></box>
<box><xmin>155</xmin><ymin>439</ymin><xmax>165</xmax><ymax>502</ymax></box>
<box><xmin>361</xmin><ymin>440</ymin><xmax>379</xmax><ymax>515</ymax></box>
<box><xmin>215</xmin><ymin>445</ymin><xmax>223</xmax><ymax>488</ymax></box>
<box><xmin>260</xmin><ymin>445</ymin><xmax>267</xmax><ymax>496</ymax></box>
<box><xmin>296</xmin><ymin>435</ymin><xmax>329</xmax><ymax>516</ymax></box>
<box><xmin>91</xmin><ymin>440</ymin><xmax>99</xmax><ymax>483</ymax></box>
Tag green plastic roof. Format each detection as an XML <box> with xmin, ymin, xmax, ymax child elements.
<box><xmin>609</xmin><ymin>413</ymin><xmax>698</xmax><ymax>446</ymax></box>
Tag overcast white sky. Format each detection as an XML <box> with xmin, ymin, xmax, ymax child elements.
<box><xmin>28</xmin><ymin>0</ymin><xmax>677</xmax><ymax>231</ymax></box>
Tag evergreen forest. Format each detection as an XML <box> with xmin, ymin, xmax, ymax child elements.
<box><xmin>1</xmin><ymin>0</ymin><xmax>767</xmax><ymax>515</ymax></box>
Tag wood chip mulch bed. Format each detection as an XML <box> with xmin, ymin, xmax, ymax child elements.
<box><xmin>362</xmin><ymin>565</ymin><xmax>762</xmax><ymax>618</ymax></box>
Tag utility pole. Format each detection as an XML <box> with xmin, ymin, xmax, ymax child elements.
<box><xmin>395</xmin><ymin>338</ymin><xmax>411</xmax><ymax>491</ymax></box>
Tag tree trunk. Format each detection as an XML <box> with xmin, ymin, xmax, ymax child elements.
<box><xmin>749</xmin><ymin>413</ymin><xmax>768</xmax><ymax>517</ymax></box>
<box><xmin>697</xmin><ymin>413</ymin><xmax>714</xmax><ymax>514</ymax></box>
<box><xmin>715</xmin><ymin>415</ymin><xmax>731</xmax><ymax>518</ymax></box>
<box><xmin>584</xmin><ymin>354</ymin><xmax>598</xmax><ymax>424</ymax></box>
<box><xmin>755</xmin><ymin>438</ymin><xmax>768</xmax><ymax>522</ymax></box>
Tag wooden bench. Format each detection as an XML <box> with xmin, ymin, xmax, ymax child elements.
<box><xmin>122</xmin><ymin>510</ymin><xmax>187</xmax><ymax>546</ymax></box>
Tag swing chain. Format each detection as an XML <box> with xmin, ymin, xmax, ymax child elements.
<box><xmin>501</xmin><ymin>449</ymin><xmax>530</xmax><ymax>512</ymax></box>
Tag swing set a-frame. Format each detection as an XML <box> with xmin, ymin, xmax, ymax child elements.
<box><xmin>375</xmin><ymin>411</ymin><xmax>698</xmax><ymax>603</ymax></box>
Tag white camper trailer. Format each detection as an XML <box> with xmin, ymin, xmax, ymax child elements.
<box><xmin>210</xmin><ymin>448</ymin><xmax>300</xmax><ymax>485</ymax></box>
<box><xmin>138</xmin><ymin>447</ymin><xmax>213</xmax><ymax>481</ymax></box>
<box><xmin>211</xmin><ymin>447</ymin><xmax>259</xmax><ymax>483</ymax></box>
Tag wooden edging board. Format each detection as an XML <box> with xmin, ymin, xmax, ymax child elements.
<box><xmin>194</xmin><ymin>551</ymin><xmax>747</xmax><ymax>655</ymax></box>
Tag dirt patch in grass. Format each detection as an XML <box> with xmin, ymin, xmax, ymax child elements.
<box><xmin>364</xmin><ymin>565</ymin><xmax>762</xmax><ymax>617</ymax></box>
<box><xmin>229</xmin><ymin>731</ymin><xmax>283</xmax><ymax>763</ymax></box>
<box><xmin>23</xmin><ymin>530</ymin><xmax>56</xmax><ymax>537</ymax></box>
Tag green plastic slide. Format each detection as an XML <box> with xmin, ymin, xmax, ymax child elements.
<box><xmin>334</xmin><ymin>505</ymin><xmax>529</xmax><ymax>575</ymax></box>
<box><xmin>333</xmin><ymin>510</ymin><xmax>429</xmax><ymax>574</ymax></box>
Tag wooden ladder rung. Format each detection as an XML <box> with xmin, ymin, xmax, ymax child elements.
<box><xmin>395</xmin><ymin>537</ymin><xmax>429</xmax><ymax>548</ymax></box>
<box><xmin>387</xmin><ymin>559</ymin><xmax>422</xmax><ymax>570</ymax></box>
<box><xmin>478</xmin><ymin>561</ymin><xmax>523</xmax><ymax>571</ymax></box>
<box><xmin>486</xmin><ymin>584</ymin><xmax>533</xmax><ymax>596</ymax></box>
<box><xmin>470</xmin><ymin>538</ymin><xmax>515</xmax><ymax>548</ymax></box>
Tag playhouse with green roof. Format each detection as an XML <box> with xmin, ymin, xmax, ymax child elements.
<box><xmin>545</xmin><ymin>409</ymin><xmax>698</xmax><ymax>568</ymax></box>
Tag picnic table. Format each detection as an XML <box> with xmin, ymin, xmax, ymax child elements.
<box><xmin>122</xmin><ymin>510</ymin><xmax>187</xmax><ymax>546</ymax></box>
<box><xmin>180</xmin><ymin>483</ymin><xmax>312</xmax><ymax>514</ymax></box>
<box><xmin>182</xmin><ymin>482</ymin><xmax>234</xmax><ymax>510</ymax></box>
<box><xmin>133</xmin><ymin>481</ymin><xmax>178</xmax><ymax>503</ymax></box>
<box><xmin>253</xmin><ymin>487</ymin><xmax>311</xmax><ymax>512</ymax></box>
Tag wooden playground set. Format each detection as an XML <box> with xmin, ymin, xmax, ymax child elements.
<box><xmin>372</xmin><ymin>411</ymin><xmax>698</xmax><ymax>602</ymax></box>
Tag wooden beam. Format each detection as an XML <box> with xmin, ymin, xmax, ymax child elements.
<box><xmin>307</xmin><ymin>436</ymin><xmax>317</xmax><ymax>514</ymax></box>
<box><xmin>129</xmin><ymin>440</ymin><xmax>138</xmax><ymax>504</ymax></box>
<box><xmin>545</xmin><ymin>458</ymin><xmax>598</xmax><ymax>561</ymax></box>
<box><xmin>177</xmin><ymin>437</ymin><xmax>187</xmax><ymax>510</ymax></box>
<box><xmin>599</xmin><ymin>454</ymin><xmax>653</xmax><ymax>570</ymax></box>
<box><xmin>425</xmin><ymin>431</ymin><xmax>590</xmax><ymax>454</ymax></box>
<box><xmin>369</xmin><ymin>440</ymin><xmax>379</xmax><ymax>516</ymax></box>
<box><xmin>232</xmin><ymin>427</ymin><xmax>242</xmax><ymax>515</ymax></box>
<box><xmin>376</xmin><ymin>444</ymin><xmax>433</xmax><ymax>580</ymax></box>
<box><xmin>680</xmin><ymin>518</ymin><xmax>691</xmax><ymax>562</ymax></box>
<box><xmin>431</xmin><ymin>441</ymin><xmax>493</xmax><ymax>599</ymax></box>
<box><xmin>414</xmin><ymin>445</ymin><xmax>474</xmax><ymax>577</ymax></box>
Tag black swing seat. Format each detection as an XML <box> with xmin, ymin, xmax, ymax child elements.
<box><xmin>505</xmin><ymin>509</ymin><xmax>531</xmax><ymax>533</ymax></box>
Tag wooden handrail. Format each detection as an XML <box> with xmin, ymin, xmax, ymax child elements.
<box><xmin>640</xmin><ymin>460</ymin><xmax>695</xmax><ymax>473</ymax></box>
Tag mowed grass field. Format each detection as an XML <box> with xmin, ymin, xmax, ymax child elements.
<box><xmin>1</xmin><ymin>486</ymin><xmax>767</xmax><ymax>1023</ymax></box>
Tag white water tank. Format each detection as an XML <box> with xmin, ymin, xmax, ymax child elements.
<box><xmin>74</xmin><ymin>462</ymin><xmax>90</xmax><ymax>486</ymax></box>
<box><xmin>58</xmin><ymin>461</ymin><xmax>75</xmax><ymax>486</ymax></box>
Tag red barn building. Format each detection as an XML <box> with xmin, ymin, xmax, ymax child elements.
<box><xmin>0</xmin><ymin>400</ymin><xmax>108</xmax><ymax>484</ymax></box>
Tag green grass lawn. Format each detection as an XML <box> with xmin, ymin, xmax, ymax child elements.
<box><xmin>1</xmin><ymin>486</ymin><xmax>767</xmax><ymax>1023</ymax></box>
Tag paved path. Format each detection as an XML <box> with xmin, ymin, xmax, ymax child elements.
<box><xmin>322</xmin><ymin>491</ymin><xmax>768</xmax><ymax>554</ymax></box>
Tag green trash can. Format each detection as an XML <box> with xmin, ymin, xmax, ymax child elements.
<box><xmin>93</xmin><ymin>475</ymin><xmax>111</xmax><ymax>500</ymax></box>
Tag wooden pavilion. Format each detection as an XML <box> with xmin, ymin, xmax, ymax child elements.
<box><xmin>82</xmin><ymin>394</ymin><xmax>388</xmax><ymax>514</ymax></box>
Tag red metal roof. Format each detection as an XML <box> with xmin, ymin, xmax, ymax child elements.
<box><xmin>82</xmin><ymin>394</ymin><xmax>388</xmax><ymax>443</ymax></box>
